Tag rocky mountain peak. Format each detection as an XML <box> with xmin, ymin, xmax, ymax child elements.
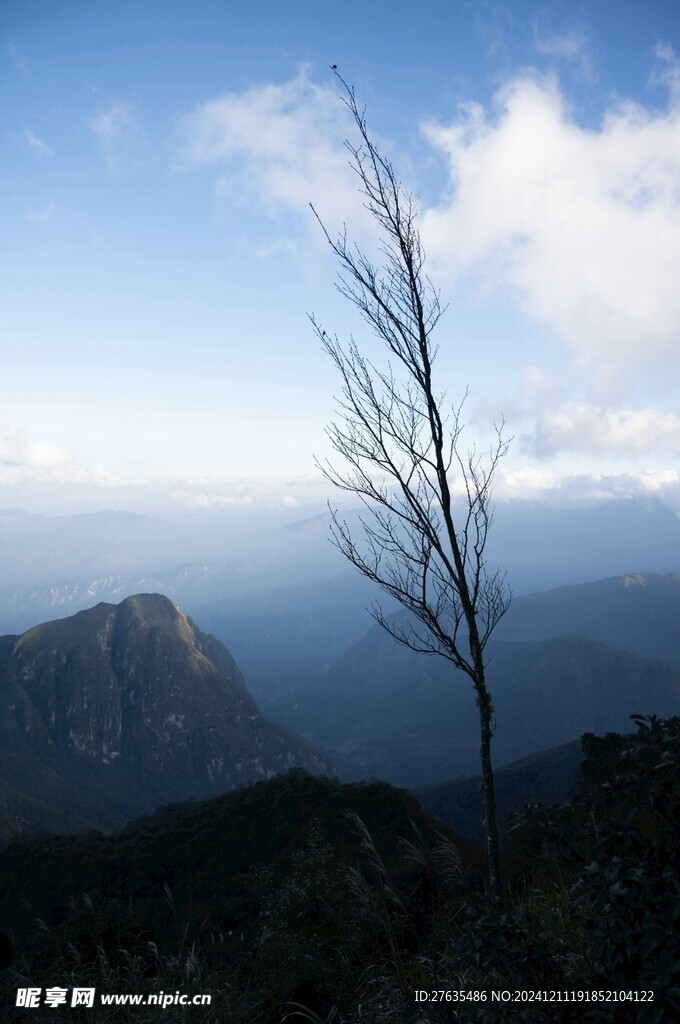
<box><xmin>0</xmin><ymin>595</ymin><xmax>332</xmax><ymax>840</ymax></box>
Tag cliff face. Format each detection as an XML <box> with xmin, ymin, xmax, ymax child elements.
<box><xmin>0</xmin><ymin>594</ymin><xmax>332</xmax><ymax>842</ymax></box>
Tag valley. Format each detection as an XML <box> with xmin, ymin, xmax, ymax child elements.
<box><xmin>0</xmin><ymin>498</ymin><xmax>678</xmax><ymax>1021</ymax></box>
<box><xmin>2</xmin><ymin>498</ymin><xmax>680</xmax><ymax>837</ymax></box>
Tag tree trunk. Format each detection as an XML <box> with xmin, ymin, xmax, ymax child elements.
<box><xmin>474</xmin><ymin>674</ymin><xmax>501</xmax><ymax>899</ymax></box>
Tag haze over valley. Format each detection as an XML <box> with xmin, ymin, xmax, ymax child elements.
<box><xmin>1</xmin><ymin>495</ymin><xmax>679</xmax><ymax>835</ymax></box>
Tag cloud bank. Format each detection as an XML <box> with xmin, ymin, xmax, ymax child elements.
<box><xmin>495</xmin><ymin>465</ymin><xmax>680</xmax><ymax>507</ymax></box>
<box><xmin>524</xmin><ymin>403</ymin><xmax>680</xmax><ymax>458</ymax></box>
<box><xmin>0</xmin><ymin>424</ymin><xmax>122</xmax><ymax>488</ymax></box>
<box><xmin>420</xmin><ymin>53</ymin><xmax>680</xmax><ymax>389</ymax></box>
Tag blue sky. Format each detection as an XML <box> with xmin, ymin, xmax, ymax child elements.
<box><xmin>3</xmin><ymin>0</ymin><xmax>680</xmax><ymax>515</ymax></box>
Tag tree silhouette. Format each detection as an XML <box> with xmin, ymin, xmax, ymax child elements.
<box><xmin>311</xmin><ymin>74</ymin><xmax>510</xmax><ymax>896</ymax></box>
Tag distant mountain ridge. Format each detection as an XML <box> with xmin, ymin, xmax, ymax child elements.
<box><xmin>414</xmin><ymin>739</ymin><xmax>585</xmax><ymax>840</ymax></box>
<box><xmin>0</xmin><ymin>594</ymin><xmax>332</xmax><ymax>844</ymax></box>
<box><xmin>2</xmin><ymin>497</ymin><xmax>680</xmax><ymax>675</ymax></box>
<box><xmin>0</xmin><ymin>557</ymin><xmax>335</xmax><ymax>637</ymax></box>
<box><xmin>495</xmin><ymin>571</ymin><xmax>680</xmax><ymax>663</ymax></box>
<box><xmin>265</xmin><ymin>627</ymin><xmax>680</xmax><ymax>786</ymax></box>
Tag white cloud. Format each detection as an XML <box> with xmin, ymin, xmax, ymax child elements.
<box><xmin>179</xmin><ymin>60</ymin><xmax>680</xmax><ymax>395</ymax></box>
<box><xmin>89</xmin><ymin>100</ymin><xmax>141</xmax><ymax>169</ymax></box>
<box><xmin>524</xmin><ymin>403</ymin><xmax>680</xmax><ymax>458</ymax></box>
<box><xmin>23</xmin><ymin>128</ymin><xmax>53</xmax><ymax>159</ymax></box>
<box><xmin>0</xmin><ymin>425</ymin><xmax>69</xmax><ymax>471</ymax></box>
<box><xmin>497</xmin><ymin>465</ymin><xmax>564</xmax><ymax>498</ymax></box>
<box><xmin>179</xmin><ymin>68</ymin><xmax>372</xmax><ymax>236</ymax></box>
<box><xmin>166</xmin><ymin>472</ymin><xmax>335</xmax><ymax>512</ymax></box>
<box><xmin>419</xmin><ymin>57</ymin><xmax>680</xmax><ymax>390</ymax></box>
<box><xmin>0</xmin><ymin>424</ymin><xmax>124</xmax><ymax>488</ymax></box>
<box><xmin>495</xmin><ymin>465</ymin><xmax>680</xmax><ymax>507</ymax></box>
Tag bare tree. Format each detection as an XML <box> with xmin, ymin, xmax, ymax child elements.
<box><xmin>310</xmin><ymin>76</ymin><xmax>510</xmax><ymax>897</ymax></box>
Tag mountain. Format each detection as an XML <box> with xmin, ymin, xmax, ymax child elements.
<box><xmin>0</xmin><ymin>595</ymin><xmax>332</xmax><ymax>845</ymax></box>
<box><xmin>0</xmin><ymin>771</ymin><xmax>481</xmax><ymax>957</ymax></box>
<box><xmin>189</xmin><ymin>499</ymin><xmax>680</xmax><ymax>700</ymax></box>
<box><xmin>495</xmin><ymin>571</ymin><xmax>680</xmax><ymax>664</ymax></box>
<box><xmin>0</xmin><ymin>509</ymin><xmax>185</xmax><ymax>588</ymax></box>
<box><xmin>286</xmin><ymin>497</ymin><xmax>680</xmax><ymax>595</ymax></box>
<box><xmin>0</xmin><ymin>504</ymin><xmax>349</xmax><ymax>634</ymax></box>
<box><xmin>264</xmin><ymin>624</ymin><xmax>680</xmax><ymax>786</ymax></box>
<box><xmin>0</xmin><ymin>554</ymin><xmax>350</xmax><ymax>638</ymax></box>
<box><xmin>414</xmin><ymin>739</ymin><xmax>585</xmax><ymax>840</ymax></box>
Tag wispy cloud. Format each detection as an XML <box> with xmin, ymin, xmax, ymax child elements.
<box><xmin>178</xmin><ymin>67</ymin><xmax>374</xmax><ymax>241</ymax></box>
<box><xmin>650</xmin><ymin>42</ymin><xmax>680</xmax><ymax>99</ymax></box>
<box><xmin>533</xmin><ymin>28</ymin><xmax>593</xmax><ymax>79</ymax></box>
<box><xmin>169</xmin><ymin>476</ymin><xmax>279</xmax><ymax>511</ymax></box>
<box><xmin>89</xmin><ymin>99</ymin><xmax>142</xmax><ymax>170</ymax></box>
<box><xmin>25</xmin><ymin>206</ymin><xmax>52</xmax><ymax>225</ymax></box>
<box><xmin>167</xmin><ymin>472</ymin><xmax>331</xmax><ymax>512</ymax></box>
<box><xmin>186</xmin><ymin>492</ymin><xmax>255</xmax><ymax>510</ymax></box>
<box><xmin>23</xmin><ymin>128</ymin><xmax>53</xmax><ymax>159</ymax></box>
<box><xmin>9</xmin><ymin>43</ymin><xmax>28</xmax><ymax>76</ymax></box>
<box><xmin>472</xmin><ymin>2</ymin><xmax>517</xmax><ymax>61</ymax></box>
<box><xmin>0</xmin><ymin>423</ymin><xmax>125</xmax><ymax>488</ymax></box>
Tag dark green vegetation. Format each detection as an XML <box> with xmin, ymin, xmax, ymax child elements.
<box><xmin>414</xmin><ymin>739</ymin><xmax>584</xmax><ymax>839</ymax></box>
<box><xmin>0</xmin><ymin>771</ymin><xmax>481</xmax><ymax>1021</ymax></box>
<box><xmin>265</xmin><ymin>625</ymin><xmax>680</xmax><ymax>785</ymax></box>
<box><xmin>0</xmin><ymin>595</ymin><xmax>332</xmax><ymax>844</ymax></box>
<box><xmin>0</xmin><ymin>772</ymin><xmax>481</xmax><ymax>954</ymax></box>
<box><xmin>1</xmin><ymin>718</ymin><xmax>677</xmax><ymax>1022</ymax></box>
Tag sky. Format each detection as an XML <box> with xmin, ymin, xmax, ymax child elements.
<box><xmin>3</xmin><ymin>0</ymin><xmax>680</xmax><ymax>516</ymax></box>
